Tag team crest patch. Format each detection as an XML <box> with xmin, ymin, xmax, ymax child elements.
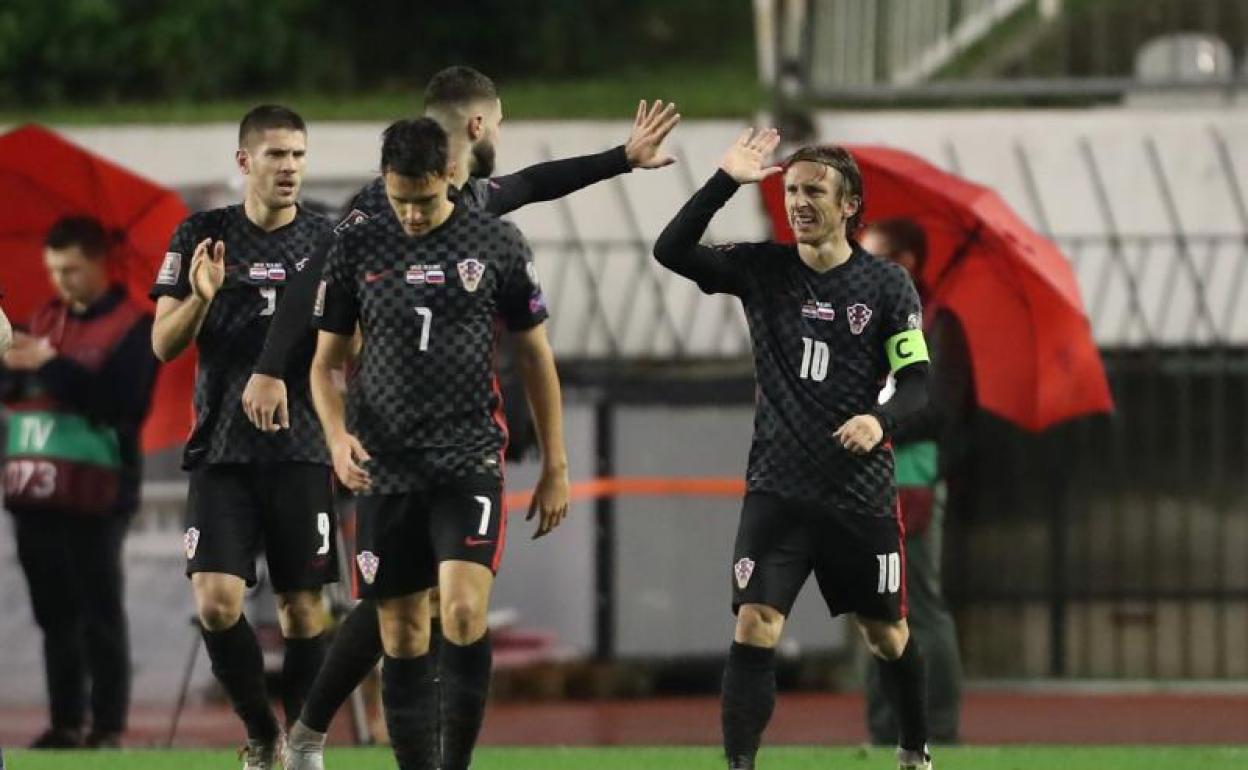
<box><xmin>157</xmin><ymin>252</ymin><xmax>181</xmax><ymax>285</ymax></box>
<box><xmin>457</xmin><ymin>259</ymin><xmax>486</xmax><ymax>293</ymax></box>
<box><xmin>335</xmin><ymin>208</ymin><xmax>370</xmax><ymax>234</ymax></box>
<box><xmin>847</xmin><ymin>303</ymin><xmax>873</xmax><ymax>335</ymax></box>
<box><xmin>184</xmin><ymin>527</ymin><xmax>200</xmax><ymax>560</ymax></box>
<box><xmin>907</xmin><ymin>312</ymin><xmax>922</xmax><ymax>330</ymax></box>
<box><xmin>734</xmin><ymin>557</ymin><xmax>756</xmax><ymax>590</ymax></box>
<box><xmin>526</xmin><ymin>261</ymin><xmax>541</xmax><ymax>289</ymax></box>
<box><xmin>356</xmin><ymin>551</ymin><xmax>380</xmax><ymax>585</ymax></box>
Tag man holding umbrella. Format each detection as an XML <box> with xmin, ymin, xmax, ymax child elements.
<box><xmin>860</xmin><ymin>217</ymin><xmax>969</xmax><ymax>747</ymax></box>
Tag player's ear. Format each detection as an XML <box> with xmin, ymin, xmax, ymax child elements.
<box><xmin>843</xmin><ymin>194</ymin><xmax>861</xmax><ymax>219</ymax></box>
<box><xmin>447</xmin><ymin>158</ymin><xmax>460</xmax><ymax>179</ymax></box>
<box><xmin>235</xmin><ymin>147</ymin><xmax>250</xmax><ymax>175</ymax></box>
<box><xmin>466</xmin><ymin>113</ymin><xmax>484</xmax><ymax>141</ymax></box>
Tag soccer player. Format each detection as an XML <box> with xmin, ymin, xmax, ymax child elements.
<box><xmin>253</xmin><ymin>66</ymin><xmax>676</xmax><ymax>768</ymax></box>
<box><xmin>309</xmin><ymin>117</ymin><xmax>567</xmax><ymax>770</ymax></box>
<box><xmin>150</xmin><ymin>105</ymin><xmax>335</xmax><ymax>769</ymax></box>
<box><xmin>652</xmin><ymin>129</ymin><xmax>935</xmax><ymax>770</ymax></box>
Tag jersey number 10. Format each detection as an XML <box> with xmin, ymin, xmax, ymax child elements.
<box><xmin>799</xmin><ymin>337</ymin><xmax>830</xmax><ymax>382</ymax></box>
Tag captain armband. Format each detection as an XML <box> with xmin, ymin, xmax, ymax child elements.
<box><xmin>885</xmin><ymin>328</ymin><xmax>930</xmax><ymax>372</ymax></box>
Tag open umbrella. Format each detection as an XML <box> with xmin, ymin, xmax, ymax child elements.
<box><xmin>0</xmin><ymin>124</ymin><xmax>193</xmax><ymax>451</ymax></box>
<box><xmin>761</xmin><ymin>145</ymin><xmax>1113</xmax><ymax>431</ymax></box>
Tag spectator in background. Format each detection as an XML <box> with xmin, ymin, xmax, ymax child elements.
<box><xmin>1</xmin><ymin>216</ymin><xmax>159</xmax><ymax>749</ymax></box>
<box><xmin>860</xmin><ymin>218</ymin><xmax>969</xmax><ymax>746</ymax></box>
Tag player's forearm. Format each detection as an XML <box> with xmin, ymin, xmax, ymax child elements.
<box><xmin>872</xmin><ymin>363</ymin><xmax>931</xmax><ymax>438</ymax></box>
<box><xmin>652</xmin><ymin>169</ymin><xmax>739</xmax><ymax>274</ymax></box>
<box><xmin>309</xmin><ymin>361</ymin><xmax>348</xmax><ymax>444</ymax></box>
<box><xmin>515</xmin><ymin>340</ymin><xmax>568</xmax><ymax>471</ymax></box>
<box><xmin>489</xmin><ymin>146</ymin><xmax>630</xmax><ymax>216</ymax></box>
<box><xmin>254</xmin><ymin>237</ymin><xmax>332</xmax><ymax>377</ymax></box>
<box><xmin>151</xmin><ymin>296</ymin><xmax>209</xmax><ymax>362</ymax></box>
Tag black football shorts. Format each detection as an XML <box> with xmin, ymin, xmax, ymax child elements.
<box><xmin>352</xmin><ymin>474</ymin><xmax>505</xmax><ymax>600</ymax></box>
<box><xmin>185</xmin><ymin>462</ymin><xmax>338</xmax><ymax>592</ymax></box>
<box><xmin>730</xmin><ymin>491</ymin><xmax>907</xmax><ymax>622</ymax></box>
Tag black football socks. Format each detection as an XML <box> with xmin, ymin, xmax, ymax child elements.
<box><xmin>202</xmin><ymin>616</ymin><xmax>278</xmax><ymax>742</ymax></box>
<box><xmin>440</xmin><ymin>633</ymin><xmax>492</xmax><ymax>770</ymax></box>
<box><xmin>382</xmin><ymin>654</ymin><xmax>438</xmax><ymax>770</ymax></box>
<box><xmin>300</xmin><ymin>602</ymin><xmax>384</xmax><ymax>732</ymax></box>
<box><xmin>877</xmin><ymin>639</ymin><xmax>929</xmax><ymax>753</ymax></box>
<box><xmin>721</xmin><ymin>641</ymin><xmax>777</xmax><ymax>769</ymax></box>
<box><xmin>281</xmin><ymin>632</ymin><xmax>327</xmax><ymax>728</ymax></box>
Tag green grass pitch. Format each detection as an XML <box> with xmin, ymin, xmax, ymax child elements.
<box><xmin>3</xmin><ymin>746</ymin><xmax>1246</xmax><ymax>769</ymax></box>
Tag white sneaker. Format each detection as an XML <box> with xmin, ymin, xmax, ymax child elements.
<box><xmin>239</xmin><ymin>734</ymin><xmax>283</xmax><ymax>770</ymax></box>
<box><xmin>897</xmin><ymin>746</ymin><xmax>933</xmax><ymax>770</ymax></box>
<box><xmin>283</xmin><ymin>721</ymin><xmax>327</xmax><ymax>770</ymax></box>
<box><xmin>283</xmin><ymin>740</ymin><xmax>326</xmax><ymax>770</ymax></box>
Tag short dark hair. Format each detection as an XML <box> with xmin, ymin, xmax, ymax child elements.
<box><xmin>785</xmin><ymin>145</ymin><xmax>865</xmax><ymax>234</ymax></box>
<box><xmin>865</xmin><ymin>218</ymin><xmax>928</xmax><ymax>275</ymax></box>
<box><xmin>45</xmin><ymin>215</ymin><xmax>111</xmax><ymax>259</ymax></box>
<box><xmin>423</xmin><ymin>66</ymin><xmax>498</xmax><ymax>111</ymax></box>
<box><xmin>380</xmin><ymin>118</ymin><xmax>449</xmax><ymax>179</ymax></box>
<box><xmin>238</xmin><ymin>104</ymin><xmax>306</xmax><ymax>147</ymax></box>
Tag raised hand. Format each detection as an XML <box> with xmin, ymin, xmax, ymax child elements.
<box><xmin>718</xmin><ymin>127</ymin><xmax>782</xmax><ymax>185</ymax></box>
<box><xmin>190</xmin><ymin>238</ymin><xmax>226</xmax><ymax>302</ymax></box>
<box><xmin>625</xmin><ymin>99</ymin><xmax>681</xmax><ymax>169</ymax></box>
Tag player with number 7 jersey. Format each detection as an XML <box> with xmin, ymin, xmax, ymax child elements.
<box><xmin>149</xmin><ymin>105</ymin><xmax>337</xmax><ymax>767</ymax></box>
<box><xmin>310</xmin><ymin>117</ymin><xmax>567</xmax><ymax>770</ymax></box>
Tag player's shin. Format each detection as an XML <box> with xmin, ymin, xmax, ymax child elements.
<box><xmin>439</xmin><ymin>632</ymin><xmax>492</xmax><ymax>770</ymax></box>
<box><xmin>202</xmin><ymin>616</ymin><xmax>279</xmax><ymax>742</ymax></box>
<box><xmin>721</xmin><ymin>641</ymin><xmax>777</xmax><ymax>769</ymax></box>
<box><xmin>281</xmin><ymin>632</ymin><xmax>328</xmax><ymax>728</ymax></box>
<box><xmin>877</xmin><ymin>638</ymin><xmax>929</xmax><ymax>755</ymax></box>
<box><xmin>299</xmin><ymin>601</ymin><xmax>385</xmax><ymax>732</ymax></box>
<box><xmin>381</xmin><ymin>654</ymin><xmax>438</xmax><ymax>770</ymax></box>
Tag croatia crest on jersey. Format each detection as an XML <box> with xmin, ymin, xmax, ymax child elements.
<box><xmin>734</xmin><ymin>557</ymin><xmax>755</xmax><ymax>590</ymax></box>
<box><xmin>356</xmin><ymin>551</ymin><xmax>380</xmax><ymax>585</ymax></box>
<box><xmin>457</xmin><ymin>258</ymin><xmax>485</xmax><ymax>293</ymax></box>
<box><xmin>847</xmin><ymin>303</ymin><xmax>873</xmax><ymax>335</ymax></box>
<box><xmin>184</xmin><ymin>527</ymin><xmax>200</xmax><ymax>560</ymax></box>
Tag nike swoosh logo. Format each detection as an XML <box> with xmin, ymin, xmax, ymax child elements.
<box><xmin>364</xmin><ymin>270</ymin><xmax>391</xmax><ymax>283</ymax></box>
<box><xmin>464</xmin><ymin>537</ymin><xmax>494</xmax><ymax>547</ymax></box>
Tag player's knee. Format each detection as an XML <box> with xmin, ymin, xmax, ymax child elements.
<box><xmin>734</xmin><ymin>604</ymin><xmax>785</xmax><ymax>648</ymax></box>
<box><xmin>276</xmin><ymin>591</ymin><xmax>325</xmax><ymax>638</ymax></box>
<box><xmin>378</xmin><ymin>611</ymin><xmax>430</xmax><ymax>657</ymax></box>
<box><xmin>440</xmin><ymin>595</ymin><xmax>487</xmax><ymax>645</ymax></box>
<box><xmin>196</xmin><ymin>594</ymin><xmax>242</xmax><ymax>631</ymax></box>
<box><xmin>864</xmin><ymin>623</ymin><xmax>909</xmax><ymax>660</ymax></box>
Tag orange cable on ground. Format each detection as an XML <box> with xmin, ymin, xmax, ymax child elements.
<box><xmin>503</xmin><ymin>476</ymin><xmax>745</xmax><ymax>510</ymax></box>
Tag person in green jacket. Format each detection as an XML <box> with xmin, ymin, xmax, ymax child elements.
<box><xmin>861</xmin><ymin>218</ymin><xmax>970</xmax><ymax>745</ymax></box>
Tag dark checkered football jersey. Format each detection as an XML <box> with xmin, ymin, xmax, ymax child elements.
<box><xmin>150</xmin><ymin>205</ymin><xmax>332</xmax><ymax>468</ymax></box>
<box><xmin>336</xmin><ymin>176</ymin><xmax>496</xmax><ymax>231</ymax></box>
<box><xmin>697</xmin><ymin>241</ymin><xmax>923</xmax><ymax>515</ymax></box>
<box><xmin>315</xmin><ymin>204</ymin><xmax>547</xmax><ymax>494</ymax></box>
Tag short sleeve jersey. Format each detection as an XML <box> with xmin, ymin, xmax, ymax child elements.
<box><xmin>150</xmin><ymin>205</ymin><xmax>332</xmax><ymax>468</ymax></box>
<box><xmin>699</xmin><ymin>242</ymin><xmax>923</xmax><ymax>515</ymax></box>
<box><xmin>315</xmin><ymin>204</ymin><xmax>547</xmax><ymax>493</ymax></box>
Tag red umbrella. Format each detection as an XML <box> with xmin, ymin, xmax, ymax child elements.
<box><xmin>0</xmin><ymin>124</ymin><xmax>193</xmax><ymax>451</ymax></box>
<box><xmin>761</xmin><ymin>145</ymin><xmax>1113</xmax><ymax>431</ymax></box>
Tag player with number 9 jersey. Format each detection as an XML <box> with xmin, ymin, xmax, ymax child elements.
<box><xmin>149</xmin><ymin>105</ymin><xmax>336</xmax><ymax>766</ymax></box>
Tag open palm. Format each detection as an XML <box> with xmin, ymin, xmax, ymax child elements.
<box><xmin>719</xmin><ymin>128</ymin><xmax>782</xmax><ymax>185</ymax></box>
